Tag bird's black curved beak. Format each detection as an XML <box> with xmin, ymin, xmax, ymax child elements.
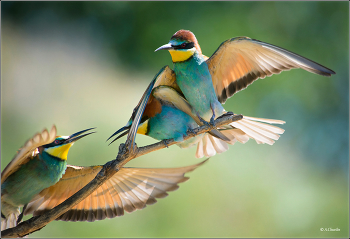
<box><xmin>66</xmin><ymin>128</ymin><xmax>96</xmax><ymax>143</ymax></box>
<box><xmin>155</xmin><ymin>43</ymin><xmax>173</xmax><ymax>52</ymax></box>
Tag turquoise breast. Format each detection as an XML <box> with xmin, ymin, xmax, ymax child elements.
<box><xmin>1</xmin><ymin>152</ymin><xmax>67</xmax><ymax>207</ymax></box>
<box><xmin>174</xmin><ymin>52</ymin><xmax>224</xmax><ymax>121</ymax></box>
<box><xmin>147</xmin><ymin>105</ymin><xmax>199</xmax><ymax>143</ymax></box>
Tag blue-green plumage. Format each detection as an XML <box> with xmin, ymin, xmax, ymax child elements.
<box><xmin>1</xmin><ymin>127</ymin><xmax>94</xmax><ymax>229</ymax></box>
<box><xmin>173</xmin><ymin>52</ymin><xmax>225</xmax><ymax>121</ymax></box>
<box><xmin>146</xmin><ymin>104</ymin><xmax>202</xmax><ymax>148</ymax></box>
<box><xmin>155</xmin><ymin>29</ymin><xmax>335</xmax><ymax>127</ymax></box>
<box><xmin>1</xmin><ymin>152</ymin><xmax>67</xmax><ymax>210</ymax></box>
<box><xmin>110</xmin><ymin>29</ymin><xmax>336</xmax><ymax>159</ymax></box>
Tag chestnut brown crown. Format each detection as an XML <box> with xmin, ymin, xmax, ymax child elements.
<box><xmin>171</xmin><ymin>30</ymin><xmax>202</xmax><ymax>54</ymax></box>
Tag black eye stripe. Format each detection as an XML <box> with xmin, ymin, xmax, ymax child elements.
<box><xmin>173</xmin><ymin>42</ymin><xmax>195</xmax><ymax>50</ymax></box>
<box><xmin>43</xmin><ymin>138</ymin><xmax>65</xmax><ymax>148</ymax></box>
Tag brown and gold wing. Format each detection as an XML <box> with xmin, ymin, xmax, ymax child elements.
<box><xmin>24</xmin><ymin>160</ymin><xmax>207</xmax><ymax>222</ymax></box>
<box><xmin>108</xmin><ymin>66</ymin><xmax>180</xmax><ymax>144</ymax></box>
<box><xmin>126</xmin><ymin>65</ymin><xmax>179</xmax><ymax>124</ymax></box>
<box><xmin>143</xmin><ymin>65</ymin><xmax>180</xmax><ymax>119</ymax></box>
<box><xmin>152</xmin><ymin>85</ymin><xmax>230</xmax><ymax>141</ymax></box>
<box><xmin>206</xmin><ymin>37</ymin><xmax>336</xmax><ymax>103</ymax></box>
<box><xmin>1</xmin><ymin>125</ymin><xmax>57</xmax><ymax>184</ymax></box>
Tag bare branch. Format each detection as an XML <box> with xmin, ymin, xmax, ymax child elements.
<box><xmin>1</xmin><ymin>113</ymin><xmax>242</xmax><ymax>238</ymax></box>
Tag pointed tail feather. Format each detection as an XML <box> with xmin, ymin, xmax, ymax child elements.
<box><xmin>222</xmin><ymin>128</ymin><xmax>250</xmax><ymax>144</ymax></box>
<box><xmin>230</xmin><ymin>116</ymin><xmax>285</xmax><ymax>145</ymax></box>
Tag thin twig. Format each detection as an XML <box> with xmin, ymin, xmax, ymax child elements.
<box><xmin>1</xmin><ymin>113</ymin><xmax>242</xmax><ymax>238</ymax></box>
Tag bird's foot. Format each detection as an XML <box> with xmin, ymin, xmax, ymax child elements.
<box><xmin>186</xmin><ymin>128</ymin><xmax>196</xmax><ymax>137</ymax></box>
<box><xmin>163</xmin><ymin>140</ymin><xmax>169</xmax><ymax>148</ymax></box>
<box><xmin>209</xmin><ymin>113</ymin><xmax>216</xmax><ymax>126</ymax></box>
<box><xmin>197</xmin><ymin>114</ymin><xmax>215</xmax><ymax>129</ymax></box>
<box><xmin>216</xmin><ymin>111</ymin><xmax>234</xmax><ymax>120</ymax></box>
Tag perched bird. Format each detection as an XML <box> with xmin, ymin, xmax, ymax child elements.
<box><xmin>109</xmin><ymin>67</ymin><xmax>278</xmax><ymax>158</ymax></box>
<box><xmin>110</xmin><ymin>30</ymin><xmax>335</xmax><ymax>157</ymax></box>
<box><xmin>1</xmin><ymin>126</ymin><xmax>205</xmax><ymax>229</ymax></box>
<box><xmin>110</xmin><ymin>30</ymin><xmax>336</xmax><ymax>157</ymax></box>
<box><xmin>155</xmin><ymin>30</ymin><xmax>335</xmax><ymax>122</ymax></box>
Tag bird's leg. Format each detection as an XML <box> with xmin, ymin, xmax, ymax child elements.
<box><xmin>209</xmin><ymin>104</ymin><xmax>216</xmax><ymax>126</ymax></box>
<box><xmin>16</xmin><ymin>204</ymin><xmax>27</xmax><ymax>225</ymax></box>
<box><xmin>196</xmin><ymin>112</ymin><xmax>209</xmax><ymax>126</ymax></box>
<box><xmin>197</xmin><ymin>113</ymin><xmax>216</xmax><ymax>130</ymax></box>
<box><xmin>197</xmin><ymin>104</ymin><xmax>219</xmax><ymax>128</ymax></box>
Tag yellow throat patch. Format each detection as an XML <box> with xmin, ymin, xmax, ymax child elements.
<box><xmin>45</xmin><ymin>143</ymin><xmax>73</xmax><ymax>160</ymax></box>
<box><xmin>169</xmin><ymin>48</ymin><xmax>195</xmax><ymax>62</ymax></box>
<box><xmin>137</xmin><ymin>120</ymin><xmax>149</xmax><ymax>135</ymax></box>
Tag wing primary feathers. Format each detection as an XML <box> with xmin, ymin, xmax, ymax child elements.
<box><xmin>1</xmin><ymin>125</ymin><xmax>57</xmax><ymax>184</ymax></box>
<box><xmin>107</xmin><ymin>77</ymin><xmax>156</xmax><ymax>146</ymax></box>
<box><xmin>23</xmin><ymin>160</ymin><xmax>207</xmax><ymax>222</ymax></box>
<box><xmin>108</xmin><ymin>66</ymin><xmax>178</xmax><ymax>146</ymax></box>
<box><xmin>104</xmin><ymin>180</ymin><xmax>124</xmax><ymax>217</ymax></box>
<box><xmin>208</xmin><ymin>37</ymin><xmax>335</xmax><ymax>104</ymax></box>
<box><xmin>252</xmin><ymin>39</ymin><xmax>336</xmax><ymax>76</ymax></box>
<box><xmin>126</xmin><ymin>77</ymin><xmax>157</xmax><ymax>150</ymax></box>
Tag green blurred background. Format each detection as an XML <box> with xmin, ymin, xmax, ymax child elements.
<box><xmin>1</xmin><ymin>1</ymin><xmax>348</xmax><ymax>238</ymax></box>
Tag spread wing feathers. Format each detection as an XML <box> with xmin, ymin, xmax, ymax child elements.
<box><xmin>24</xmin><ymin>160</ymin><xmax>206</xmax><ymax>222</ymax></box>
<box><xmin>108</xmin><ymin>66</ymin><xmax>180</xmax><ymax>144</ymax></box>
<box><xmin>143</xmin><ymin>66</ymin><xmax>182</xmax><ymax>120</ymax></box>
<box><xmin>195</xmin><ymin>116</ymin><xmax>285</xmax><ymax>158</ymax></box>
<box><xmin>206</xmin><ymin>37</ymin><xmax>336</xmax><ymax>103</ymax></box>
<box><xmin>153</xmin><ymin>66</ymin><xmax>181</xmax><ymax>93</ymax></box>
<box><xmin>107</xmin><ymin>75</ymin><xmax>157</xmax><ymax>144</ymax></box>
<box><xmin>152</xmin><ymin>85</ymin><xmax>201</xmax><ymax>125</ymax></box>
<box><xmin>126</xmin><ymin>76</ymin><xmax>157</xmax><ymax>149</ymax></box>
<box><xmin>152</xmin><ymin>85</ymin><xmax>230</xmax><ymax>142</ymax></box>
<box><xmin>1</xmin><ymin>125</ymin><xmax>57</xmax><ymax>184</ymax></box>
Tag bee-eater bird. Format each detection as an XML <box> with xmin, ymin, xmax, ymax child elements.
<box><xmin>1</xmin><ymin>126</ymin><xmax>94</xmax><ymax>229</ymax></box>
<box><xmin>109</xmin><ymin>67</ymin><xmax>272</xmax><ymax>158</ymax></box>
<box><xmin>2</xmin><ymin>126</ymin><xmax>205</xmax><ymax>229</ymax></box>
<box><xmin>110</xmin><ymin>30</ymin><xmax>335</xmax><ymax>158</ymax></box>
<box><xmin>155</xmin><ymin>29</ymin><xmax>335</xmax><ymax>123</ymax></box>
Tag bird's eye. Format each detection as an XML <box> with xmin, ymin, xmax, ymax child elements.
<box><xmin>181</xmin><ymin>43</ymin><xmax>186</xmax><ymax>48</ymax></box>
<box><xmin>54</xmin><ymin>140</ymin><xmax>60</xmax><ymax>144</ymax></box>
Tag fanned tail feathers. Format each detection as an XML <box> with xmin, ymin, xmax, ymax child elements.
<box><xmin>1</xmin><ymin>210</ymin><xmax>20</xmax><ymax>230</ymax></box>
<box><xmin>195</xmin><ymin>116</ymin><xmax>285</xmax><ymax>158</ymax></box>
